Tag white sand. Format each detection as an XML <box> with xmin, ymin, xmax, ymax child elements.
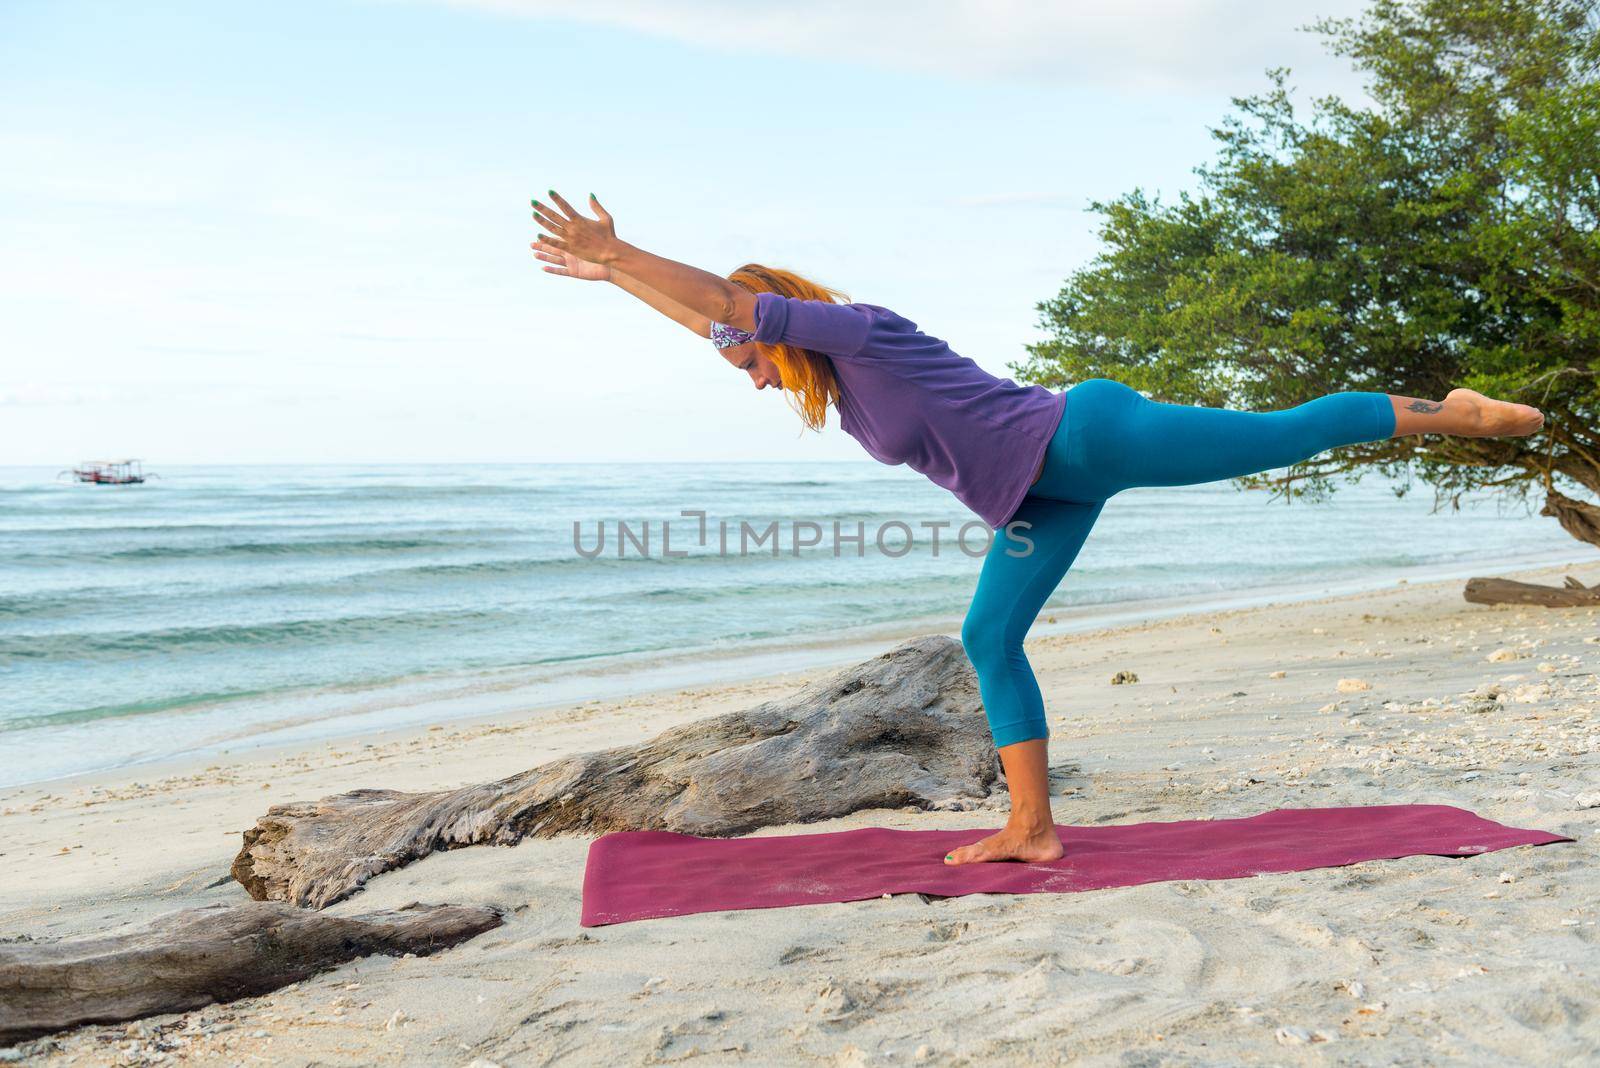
<box><xmin>4</xmin><ymin>561</ymin><xmax>1599</xmax><ymax>1065</ymax></box>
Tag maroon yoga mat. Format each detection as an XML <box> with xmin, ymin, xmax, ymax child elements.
<box><xmin>580</xmin><ymin>804</ymin><xmax>1571</xmax><ymax>926</ymax></box>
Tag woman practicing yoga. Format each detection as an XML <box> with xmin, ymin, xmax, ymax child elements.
<box><xmin>530</xmin><ymin>190</ymin><xmax>1546</xmax><ymax>867</ymax></box>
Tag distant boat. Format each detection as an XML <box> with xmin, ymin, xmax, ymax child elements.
<box><xmin>62</xmin><ymin>459</ymin><xmax>151</xmax><ymax>485</ymax></box>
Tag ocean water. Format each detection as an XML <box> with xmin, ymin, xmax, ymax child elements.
<box><xmin>0</xmin><ymin>462</ymin><xmax>1585</xmax><ymax>787</ymax></box>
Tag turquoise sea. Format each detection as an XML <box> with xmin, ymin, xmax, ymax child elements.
<box><xmin>0</xmin><ymin>462</ymin><xmax>1586</xmax><ymax>787</ymax></box>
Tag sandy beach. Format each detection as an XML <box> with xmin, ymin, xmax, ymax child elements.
<box><xmin>4</xmin><ymin>559</ymin><xmax>1599</xmax><ymax>1065</ymax></box>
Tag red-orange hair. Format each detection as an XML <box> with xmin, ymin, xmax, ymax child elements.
<box><xmin>727</xmin><ymin>264</ymin><xmax>846</xmax><ymax>432</ymax></box>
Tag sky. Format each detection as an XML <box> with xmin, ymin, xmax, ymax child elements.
<box><xmin>0</xmin><ymin>0</ymin><xmax>1371</xmax><ymax>465</ymax></box>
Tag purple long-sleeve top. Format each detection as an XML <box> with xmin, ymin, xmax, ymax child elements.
<box><xmin>751</xmin><ymin>291</ymin><xmax>1067</xmax><ymax>530</ymax></box>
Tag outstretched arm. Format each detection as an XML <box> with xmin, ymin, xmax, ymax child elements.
<box><xmin>532</xmin><ymin>191</ymin><xmax>758</xmax><ymax>331</ymax></box>
<box><xmin>531</xmin><ymin>236</ymin><xmax>712</xmax><ymax>338</ymax></box>
<box><xmin>611</xmin><ymin>270</ymin><xmax>714</xmax><ymax>337</ymax></box>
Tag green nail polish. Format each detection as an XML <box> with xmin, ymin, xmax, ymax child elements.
<box><xmin>547</xmin><ymin>188</ymin><xmax>556</xmax><ymax>197</ymax></box>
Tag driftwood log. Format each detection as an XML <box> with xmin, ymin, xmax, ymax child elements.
<box><xmin>0</xmin><ymin>901</ymin><xmax>501</xmax><ymax>1044</ymax></box>
<box><xmin>233</xmin><ymin>634</ymin><xmax>998</xmax><ymax>908</ymax></box>
<box><xmin>1464</xmin><ymin>574</ymin><xmax>1600</xmax><ymax>608</ymax></box>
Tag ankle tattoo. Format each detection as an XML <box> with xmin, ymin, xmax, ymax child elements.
<box><xmin>1405</xmin><ymin>400</ymin><xmax>1444</xmax><ymax>414</ymax></box>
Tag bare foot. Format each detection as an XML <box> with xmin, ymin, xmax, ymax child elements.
<box><xmin>944</xmin><ymin>819</ymin><xmax>1065</xmax><ymax>865</ymax></box>
<box><xmin>1443</xmin><ymin>388</ymin><xmax>1545</xmax><ymax>436</ymax></box>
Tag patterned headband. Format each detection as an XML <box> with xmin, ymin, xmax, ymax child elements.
<box><xmin>710</xmin><ymin>321</ymin><xmax>756</xmax><ymax>349</ymax></box>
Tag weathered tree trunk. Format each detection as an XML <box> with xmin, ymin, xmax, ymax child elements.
<box><xmin>0</xmin><ymin>901</ymin><xmax>501</xmax><ymax>1044</ymax></box>
<box><xmin>1463</xmin><ymin>575</ymin><xmax>1600</xmax><ymax>608</ymax></box>
<box><xmin>1543</xmin><ymin>486</ymin><xmax>1600</xmax><ymax>549</ymax></box>
<box><xmin>233</xmin><ymin>635</ymin><xmax>999</xmax><ymax>909</ymax></box>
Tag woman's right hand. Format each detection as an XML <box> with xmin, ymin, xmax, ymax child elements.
<box><xmin>531</xmin><ymin>239</ymin><xmax>612</xmax><ymax>282</ymax></box>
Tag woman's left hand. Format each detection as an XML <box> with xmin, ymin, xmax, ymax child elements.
<box><xmin>532</xmin><ymin>191</ymin><xmax>622</xmax><ymax>265</ymax></box>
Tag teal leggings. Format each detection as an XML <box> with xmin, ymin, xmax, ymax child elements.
<box><xmin>961</xmin><ymin>378</ymin><xmax>1396</xmax><ymax>749</ymax></box>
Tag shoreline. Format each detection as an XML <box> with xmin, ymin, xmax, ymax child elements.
<box><xmin>4</xmin><ymin>546</ymin><xmax>1591</xmax><ymax>792</ymax></box>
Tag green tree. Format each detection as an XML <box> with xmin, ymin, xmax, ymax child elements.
<box><xmin>1017</xmin><ymin>0</ymin><xmax>1600</xmax><ymax>554</ymax></box>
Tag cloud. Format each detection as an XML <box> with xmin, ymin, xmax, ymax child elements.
<box><xmin>434</xmin><ymin>0</ymin><xmax>1371</xmax><ymax>93</ymax></box>
<box><xmin>139</xmin><ymin>344</ymin><xmax>268</xmax><ymax>357</ymax></box>
<box><xmin>948</xmin><ymin>191</ymin><xmax>1083</xmax><ymax>208</ymax></box>
<box><xmin>0</xmin><ymin>386</ymin><xmax>102</xmax><ymax>408</ymax></box>
<box><xmin>336</xmin><ymin>331</ymin><xmax>482</xmax><ymax>344</ymax></box>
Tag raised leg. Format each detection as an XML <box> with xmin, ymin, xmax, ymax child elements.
<box><xmin>1038</xmin><ymin>379</ymin><xmax>1397</xmax><ymax>500</ymax></box>
<box><xmin>1036</xmin><ymin>378</ymin><xmax>1545</xmax><ymax>502</ymax></box>
<box><xmin>950</xmin><ymin>495</ymin><xmax>1105</xmax><ymax>865</ymax></box>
